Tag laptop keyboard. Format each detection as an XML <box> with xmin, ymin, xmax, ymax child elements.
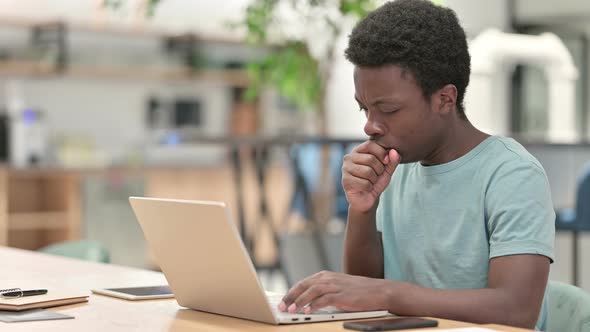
<box><xmin>266</xmin><ymin>293</ymin><xmax>344</xmax><ymax>315</ymax></box>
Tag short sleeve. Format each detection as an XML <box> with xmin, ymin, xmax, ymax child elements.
<box><xmin>485</xmin><ymin>161</ymin><xmax>555</xmax><ymax>262</ymax></box>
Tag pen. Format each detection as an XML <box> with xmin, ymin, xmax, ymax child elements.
<box><xmin>1</xmin><ymin>289</ymin><xmax>48</xmax><ymax>298</ymax></box>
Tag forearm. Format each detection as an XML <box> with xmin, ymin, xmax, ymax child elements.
<box><xmin>381</xmin><ymin>281</ymin><xmax>540</xmax><ymax>329</ymax></box>
<box><xmin>343</xmin><ymin>207</ymin><xmax>384</xmax><ymax>278</ymax></box>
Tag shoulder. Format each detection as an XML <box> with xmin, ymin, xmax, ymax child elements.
<box><xmin>481</xmin><ymin>137</ymin><xmax>553</xmax><ymax>212</ymax></box>
<box><xmin>487</xmin><ymin>137</ymin><xmax>544</xmax><ymax>169</ymax></box>
<box><xmin>482</xmin><ymin>136</ymin><xmax>548</xmax><ymax>183</ymax></box>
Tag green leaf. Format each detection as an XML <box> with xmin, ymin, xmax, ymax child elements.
<box><xmin>245</xmin><ymin>41</ymin><xmax>321</xmax><ymax>110</ymax></box>
<box><xmin>339</xmin><ymin>0</ymin><xmax>376</xmax><ymax>18</ymax></box>
<box><xmin>102</xmin><ymin>0</ymin><xmax>162</xmax><ymax>17</ymax></box>
<box><xmin>102</xmin><ymin>0</ymin><xmax>123</xmax><ymax>10</ymax></box>
<box><xmin>236</xmin><ymin>0</ymin><xmax>376</xmax><ymax>113</ymax></box>
<box><xmin>241</xmin><ymin>0</ymin><xmax>277</xmax><ymax>44</ymax></box>
<box><xmin>147</xmin><ymin>0</ymin><xmax>162</xmax><ymax>17</ymax></box>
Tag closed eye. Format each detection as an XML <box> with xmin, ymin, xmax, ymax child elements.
<box><xmin>382</xmin><ymin>108</ymin><xmax>400</xmax><ymax>114</ymax></box>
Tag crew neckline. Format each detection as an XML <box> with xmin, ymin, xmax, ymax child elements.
<box><xmin>417</xmin><ymin>136</ymin><xmax>498</xmax><ymax>175</ymax></box>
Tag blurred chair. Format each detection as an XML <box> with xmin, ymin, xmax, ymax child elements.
<box><xmin>556</xmin><ymin>163</ymin><xmax>590</xmax><ymax>231</ymax></box>
<box><xmin>38</xmin><ymin>240</ymin><xmax>110</xmax><ymax>263</ymax></box>
<box><xmin>555</xmin><ymin>163</ymin><xmax>590</xmax><ymax>286</ymax></box>
<box><xmin>546</xmin><ymin>281</ymin><xmax>590</xmax><ymax>332</ymax></box>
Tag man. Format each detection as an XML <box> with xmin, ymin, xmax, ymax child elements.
<box><xmin>278</xmin><ymin>0</ymin><xmax>555</xmax><ymax>330</ymax></box>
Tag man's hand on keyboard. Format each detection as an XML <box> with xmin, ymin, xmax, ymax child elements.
<box><xmin>278</xmin><ymin>271</ymin><xmax>392</xmax><ymax>314</ymax></box>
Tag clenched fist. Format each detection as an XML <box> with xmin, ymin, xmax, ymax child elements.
<box><xmin>342</xmin><ymin>141</ymin><xmax>400</xmax><ymax>213</ymax></box>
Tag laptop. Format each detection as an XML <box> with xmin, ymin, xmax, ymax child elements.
<box><xmin>129</xmin><ymin>197</ymin><xmax>389</xmax><ymax>324</ymax></box>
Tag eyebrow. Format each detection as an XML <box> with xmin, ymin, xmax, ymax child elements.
<box><xmin>354</xmin><ymin>95</ymin><xmax>401</xmax><ymax>107</ymax></box>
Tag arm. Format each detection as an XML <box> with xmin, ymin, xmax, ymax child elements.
<box><xmin>340</xmin><ymin>141</ymin><xmax>399</xmax><ymax>279</ymax></box>
<box><xmin>385</xmin><ymin>254</ymin><xmax>549</xmax><ymax>329</ymax></box>
<box><xmin>343</xmin><ymin>207</ymin><xmax>384</xmax><ymax>278</ymax></box>
<box><xmin>280</xmin><ymin>254</ymin><xmax>549</xmax><ymax>329</ymax></box>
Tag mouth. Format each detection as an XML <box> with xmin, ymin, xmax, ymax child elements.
<box><xmin>377</xmin><ymin>142</ymin><xmax>398</xmax><ymax>154</ymax></box>
<box><xmin>368</xmin><ymin>137</ymin><xmax>401</xmax><ymax>160</ymax></box>
<box><xmin>369</xmin><ymin>138</ymin><xmax>392</xmax><ymax>150</ymax></box>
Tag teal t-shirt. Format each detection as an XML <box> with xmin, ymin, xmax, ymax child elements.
<box><xmin>376</xmin><ymin>136</ymin><xmax>555</xmax><ymax>330</ymax></box>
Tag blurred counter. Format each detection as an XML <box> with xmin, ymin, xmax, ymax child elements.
<box><xmin>0</xmin><ymin>161</ymin><xmax>292</xmax><ymax>268</ymax></box>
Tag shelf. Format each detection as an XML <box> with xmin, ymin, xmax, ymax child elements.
<box><xmin>66</xmin><ymin>65</ymin><xmax>250</xmax><ymax>85</ymax></box>
<box><xmin>0</xmin><ymin>16</ymin><xmax>258</xmax><ymax>85</ymax></box>
<box><xmin>0</xmin><ymin>60</ymin><xmax>56</xmax><ymax>76</ymax></box>
<box><xmin>0</xmin><ymin>16</ymin><xmax>60</xmax><ymax>29</ymax></box>
<box><xmin>8</xmin><ymin>212</ymin><xmax>69</xmax><ymax>230</ymax></box>
<box><xmin>0</xmin><ymin>60</ymin><xmax>250</xmax><ymax>85</ymax></box>
<box><xmin>0</xmin><ymin>15</ymin><xmax>247</xmax><ymax>45</ymax></box>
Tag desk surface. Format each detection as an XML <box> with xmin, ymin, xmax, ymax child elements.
<box><xmin>1</xmin><ymin>246</ymin><xmax>531</xmax><ymax>332</ymax></box>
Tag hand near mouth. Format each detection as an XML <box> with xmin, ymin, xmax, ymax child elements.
<box><xmin>342</xmin><ymin>140</ymin><xmax>401</xmax><ymax>213</ymax></box>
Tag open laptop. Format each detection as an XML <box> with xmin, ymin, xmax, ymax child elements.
<box><xmin>129</xmin><ymin>197</ymin><xmax>389</xmax><ymax>324</ymax></box>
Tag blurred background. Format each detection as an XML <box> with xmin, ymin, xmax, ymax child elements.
<box><xmin>0</xmin><ymin>0</ymin><xmax>589</xmax><ymax>294</ymax></box>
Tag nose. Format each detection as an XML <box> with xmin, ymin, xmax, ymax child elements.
<box><xmin>363</xmin><ymin>111</ymin><xmax>385</xmax><ymax>138</ymax></box>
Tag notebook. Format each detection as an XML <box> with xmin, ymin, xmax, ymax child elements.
<box><xmin>0</xmin><ymin>283</ymin><xmax>89</xmax><ymax>312</ymax></box>
<box><xmin>0</xmin><ymin>309</ymin><xmax>75</xmax><ymax>322</ymax></box>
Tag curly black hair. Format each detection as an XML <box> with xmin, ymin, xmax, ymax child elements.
<box><xmin>345</xmin><ymin>0</ymin><xmax>470</xmax><ymax>117</ymax></box>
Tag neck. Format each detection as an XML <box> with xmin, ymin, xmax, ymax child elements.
<box><xmin>421</xmin><ymin>118</ymin><xmax>489</xmax><ymax>166</ymax></box>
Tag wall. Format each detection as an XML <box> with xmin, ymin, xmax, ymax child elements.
<box><xmin>325</xmin><ymin>18</ymin><xmax>366</xmax><ymax>138</ymax></box>
<box><xmin>0</xmin><ymin>76</ymin><xmax>232</xmax><ymax>165</ymax></box>
<box><xmin>31</xmin><ymin>78</ymin><xmax>226</xmax><ymax>157</ymax></box>
<box><xmin>515</xmin><ymin>0</ymin><xmax>590</xmax><ymax>24</ymax></box>
<box><xmin>445</xmin><ymin>0</ymin><xmax>510</xmax><ymax>37</ymax></box>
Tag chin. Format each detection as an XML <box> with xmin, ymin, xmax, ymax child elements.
<box><xmin>399</xmin><ymin>157</ymin><xmax>413</xmax><ymax>164</ymax></box>
<box><xmin>397</xmin><ymin>152</ymin><xmax>417</xmax><ymax>164</ymax></box>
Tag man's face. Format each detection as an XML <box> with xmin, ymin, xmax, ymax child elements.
<box><xmin>353</xmin><ymin>65</ymin><xmax>443</xmax><ymax>163</ymax></box>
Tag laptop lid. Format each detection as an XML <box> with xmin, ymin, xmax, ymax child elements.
<box><xmin>129</xmin><ymin>197</ymin><xmax>278</xmax><ymax>324</ymax></box>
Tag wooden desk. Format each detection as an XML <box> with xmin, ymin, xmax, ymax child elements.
<box><xmin>1</xmin><ymin>247</ymin><xmax>531</xmax><ymax>331</ymax></box>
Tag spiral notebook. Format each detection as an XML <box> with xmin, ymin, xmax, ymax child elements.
<box><xmin>0</xmin><ymin>284</ymin><xmax>89</xmax><ymax>311</ymax></box>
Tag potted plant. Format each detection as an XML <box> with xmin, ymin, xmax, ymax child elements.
<box><xmin>239</xmin><ymin>0</ymin><xmax>377</xmax><ymax>135</ymax></box>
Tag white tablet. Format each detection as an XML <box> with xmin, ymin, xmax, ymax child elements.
<box><xmin>92</xmin><ymin>286</ymin><xmax>174</xmax><ymax>300</ymax></box>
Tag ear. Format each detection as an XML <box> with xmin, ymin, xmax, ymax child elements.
<box><xmin>434</xmin><ymin>84</ymin><xmax>458</xmax><ymax>116</ymax></box>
